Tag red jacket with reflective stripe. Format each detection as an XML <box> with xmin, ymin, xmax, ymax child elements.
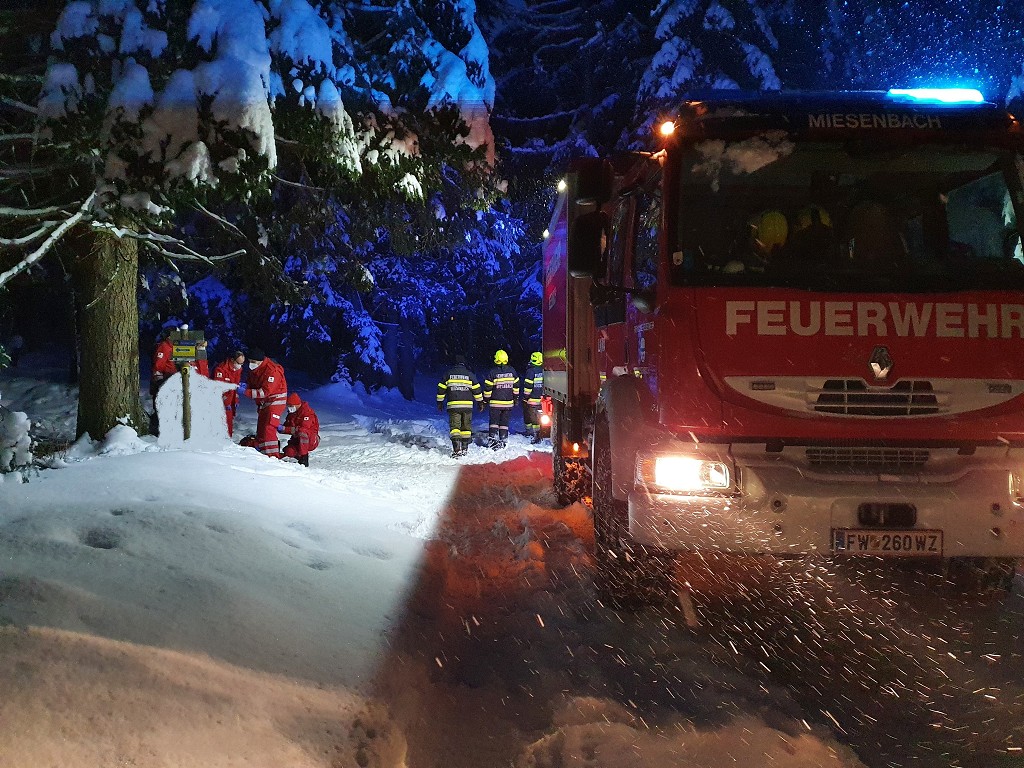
<box><xmin>282</xmin><ymin>401</ymin><xmax>320</xmax><ymax>451</ymax></box>
<box><xmin>152</xmin><ymin>339</ymin><xmax>177</xmax><ymax>379</ymax></box>
<box><xmin>245</xmin><ymin>358</ymin><xmax>287</xmax><ymax>406</ymax></box>
<box><xmin>213</xmin><ymin>360</ymin><xmax>242</xmax><ymax>407</ymax></box>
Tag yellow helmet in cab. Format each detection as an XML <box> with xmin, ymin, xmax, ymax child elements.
<box><xmin>750</xmin><ymin>209</ymin><xmax>789</xmax><ymax>254</ymax></box>
<box><xmin>494</xmin><ymin>349</ymin><xmax>509</xmax><ymax>365</ymax></box>
<box><xmin>530</xmin><ymin>351</ymin><xmax>543</xmax><ymax>366</ymax></box>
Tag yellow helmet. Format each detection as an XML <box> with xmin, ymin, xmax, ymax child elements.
<box><xmin>530</xmin><ymin>351</ymin><xmax>543</xmax><ymax>366</ymax></box>
<box><xmin>494</xmin><ymin>349</ymin><xmax>509</xmax><ymax>365</ymax></box>
<box><xmin>794</xmin><ymin>204</ymin><xmax>832</xmax><ymax>232</ymax></box>
<box><xmin>750</xmin><ymin>210</ymin><xmax>788</xmax><ymax>253</ymax></box>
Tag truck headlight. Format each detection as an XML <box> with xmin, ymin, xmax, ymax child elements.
<box><xmin>636</xmin><ymin>454</ymin><xmax>731</xmax><ymax>494</ymax></box>
<box><xmin>1011</xmin><ymin>472</ymin><xmax>1024</xmax><ymax>506</ymax></box>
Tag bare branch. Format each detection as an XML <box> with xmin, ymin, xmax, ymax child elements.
<box><xmin>92</xmin><ymin>221</ymin><xmax>246</xmax><ymax>265</ymax></box>
<box><xmin>0</xmin><ymin>191</ymin><xmax>96</xmax><ymax>288</ymax></box>
<box><xmin>0</xmin><ymin>165</ymin><xmax>51</xmax><ymax>179</ymax></box>
<box><xmin>149</xmin><ymin>244</ymin><xmax>246</xmax><ymax>263</ymax></box>
<box><xmin>0</xmin><ymin>202</ymin><xmax>74</xmax><ymax>219</ymax></box>
<box><xmin>0</xmin><ymin>96</ymin><xmax>38</xmax><ymax>115</ymax></box>
<box><xmin>272</xmin><ymin>173</ymin><xmax>326</xmax><ymax>192</ymax></box>
<box><xmin>0</xmin><ymin>219</ymin><xmax>63</xmax><ymax>248</ymax></box>
<box><xmin>0</xmin><ymin>133</ymin><xmax>33</xmax><ymax>144</ymax></box>
<box><xmin>0</xmin><ymin>73</ymin><xmax>43</xmax><ymax>84</ymax></box>
<box><xmin>82</xmin><ymin>256</ymin><xmax>120</xmax><ymax>311</ymax></box>
<box><xmin>192</xmin><ymin>201</ymin><xmax>268</xmax><ymax>259</ymax></box>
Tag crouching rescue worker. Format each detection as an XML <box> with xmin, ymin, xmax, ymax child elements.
<box><xmin>522</xmin><ymin>351</ymin><xmax>544</xmax><ymax>443</ymax></box>
<box><xmin>484</xmin><ymin>349</ymin><xmax>519</xmax><ymax>449</ymax></box>
<box><xmin>213</xmin><ymin>350</ymin><xmax>245</xmax><ymax>437</ymax></box>
<box><xmin>279</xmin><ymin>392</ymin><xmax>319</xmax><ymax>466</ymax></box>
<box><xmin>436</xmin><ymin>353</ymin><xmax>483</xmax><ymax>457</ymax></box>
<box><xmin>240</xmin><ymin>347</ymin><xmax>287</xmax><ymax>458</ymax></box>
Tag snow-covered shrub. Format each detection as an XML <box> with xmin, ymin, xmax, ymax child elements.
<box><xmin>0</xmin><ymin>404</ymin><xmax>33</xmax><ymax>479</ymax></box>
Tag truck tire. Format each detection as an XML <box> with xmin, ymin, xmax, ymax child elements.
<box><xmin>591</xmin><ymin>416</ymin><xmax>672</xmax><ymax>609</ymax></box>
<box><xmin>553</xmin><ymin>402</ymin><xmax>588</xmax><ymax>506</ymax></box>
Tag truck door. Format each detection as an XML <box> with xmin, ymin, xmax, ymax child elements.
<box><xmin>626</xmin><ymin>182</ymin><xmax>661</xmax><ymax>399</ymax></box>
<box><xmin>595</xmin><ymin>198</ymin><xmax>630</xmax><ymax>384</ymax></box>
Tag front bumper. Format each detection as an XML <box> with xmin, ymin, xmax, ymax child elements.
<box><xmin>628</xmin><ymin>444</ymin><xmax>1024</xmax><ymax>558</ymax></box>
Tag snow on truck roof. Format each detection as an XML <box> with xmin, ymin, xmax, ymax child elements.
<box><xmin>665</xmin><ymin>90</ymin><xmax>1023</xmax><ymax>146</ymax></box>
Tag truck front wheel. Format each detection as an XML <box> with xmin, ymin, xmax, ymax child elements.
<box><xmin>591</xmin><ymin>416</ymin><xmax>672</xmax><ymax>609</ymax></box>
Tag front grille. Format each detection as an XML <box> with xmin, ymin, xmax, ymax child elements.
<box><xmin>812</xmin><ymin>379</ymin><xmax>941</xmax><ymax>416</ymax></box>
<box><xmin>806</xmin><ymin>445</ymin><xmax>930</xmax><ymax>472</ymax></box>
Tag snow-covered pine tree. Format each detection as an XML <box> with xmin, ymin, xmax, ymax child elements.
<box><xmin>0</xmin><ymin>0</ymin><xmax>497</xmax><ymax>438</ymax></box>
<box><xmin>637</xmin><ymin>0</ymin><xmax>782</xmax><ymax>133</ymax></box>
<box><xmin>478</xmin><ymin>0</ymin><xmax>658</xmax><ymax>363</ymax></box>
<box><xmin>482</xmin><ymin>0</ymin><xmax>657</xmax><ymax>169</ymax></box>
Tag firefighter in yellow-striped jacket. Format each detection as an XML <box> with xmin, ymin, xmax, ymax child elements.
<box><xmin>436</xmin><ymin>354</ymin><xmax>483</xmax><ymax>457</ymax></box>
<box><xmin>522</xmin><ymin>351</ymin><xmax>544</xmax><ymax>443</ymax></box>
<box><xmin>483</xmin><ymin>349</ymin><xmax>519</xmax><ymax>449</ymax></box>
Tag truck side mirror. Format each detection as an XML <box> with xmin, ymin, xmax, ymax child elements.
<box><xmin>569</xmin><ymin>211</ymin><xmax>609</xmax><ymax>278</ymax></box>
<box><xmin>574</xmin><ymin>159</ymin><xmax>615</xmax><ymax>207</ymax></box>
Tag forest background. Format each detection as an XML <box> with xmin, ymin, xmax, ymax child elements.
<box><xmin>2</xmin><ymin>0</ymin><xmax>1023</xmax><ymax>439</ymax></box>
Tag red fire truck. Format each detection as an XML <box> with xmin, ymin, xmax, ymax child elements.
<box><xmin>543</xmin><ymin>89</ymin><xmax>1024</xmax><ymax>602</ymax></box>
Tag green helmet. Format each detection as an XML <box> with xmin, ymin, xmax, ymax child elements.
<box><xmin>494</xmin><ymin>349</ymin><xmax>509</xmax><ymax>365</ymax></box>
<box><xmin>530</xmin><ymin>351</ymin><xmax>543</xmax><ymax>366</ymax></box>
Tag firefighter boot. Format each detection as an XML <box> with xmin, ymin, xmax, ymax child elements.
<box><xmin>299</xmin><ymin>454</ymin><xmax>309</xmax><ymax>467</ymax></box>
<box><xmin>530</xmin><ymin>432</ymin><xmax>542</xmax><ymax>445</ymax></box>
<box><xmin>488</xmin><ymin>431</ymin><xmax>499</xmax><ymax>450</ymax></box>
<box><xmin>451</xmin><ymin>438</ymin><xmax>462</xmax><ymax>458</ymax></box>
<box><xmin>459</xmin><ymin>439</ymin><xmax>470</xmax><ymax>456</ymax></box>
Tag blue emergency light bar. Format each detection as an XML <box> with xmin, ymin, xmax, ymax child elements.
<box><xmin>886</xmin><ymin>88</ymin><xmax>986</xmax><ymax>104</ymax></box>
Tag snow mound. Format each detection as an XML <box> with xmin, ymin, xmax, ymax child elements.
<box><xmin>518</xmin><ymin>697</ymin><xmax>866</xmax><ymax>768</ymax></box>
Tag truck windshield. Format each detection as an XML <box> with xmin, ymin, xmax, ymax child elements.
<box><xmin>671</xmin><ymin>136</ymin><xmax>1024</xmax><ymax>292</ymax></box>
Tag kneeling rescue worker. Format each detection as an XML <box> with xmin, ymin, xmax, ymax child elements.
<box><xmin>279</xmin><ymin>392</ymin><xmax>320</xmax><ymax>466</ymax></box>
<box><xmin>436</xmin><ymin>353</ymin><xmax>483</xmax><ymax>457</ymax></box>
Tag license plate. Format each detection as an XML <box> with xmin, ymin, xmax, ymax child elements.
<box><xmin>832</xmin><ymin>528</ymin><xmax>943</xmax><ymax>557</ymax></box>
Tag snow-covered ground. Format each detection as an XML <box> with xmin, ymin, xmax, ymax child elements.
<box><xmin>0</xmin><ymin>350</ymin><xmax>864</xmax><ymax>767</ymax></box>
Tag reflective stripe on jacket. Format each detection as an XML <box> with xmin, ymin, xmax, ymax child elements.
<box><xmin>283</xmin><ymin>401</ymin><xmax>320</xmax><ymax>452</ymax></box>
<box><xmin>523</xmin><ymin>364</ymin><xmax>543</xmax><ymax>406</ymax></box>
<box><xmin>437</xmin><ymin>364</ymin><xmax>483</xmax><ymax>411</ymax></box>
<box><xmin>213</xmin><ymin>360</ymin><xmax>242</xmax><ymax>409</ymax></box>
<box><xmin>484</xmin><ymin>364</ymin><xmax>519</xmax><ymax>409</ymax></box>
<box><xmin>246</xmin><ymin>358</ymin><xmax>288</xmax><ymax>407</ymax></box>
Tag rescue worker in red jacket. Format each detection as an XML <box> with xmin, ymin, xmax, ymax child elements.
<box><xmin>149</xmin><ymin>330</ymin><xmax>179</xmax><ymax>435</ymax></box>
<box><xmin>239</xmin><ymin>347</ymin><xmax>288</xmax><ymax>457</ymax></box>
<box><xmin>213</xmin><ymin>350</ymin><xmax>245</xmax><ymax>437</ymax></box>
<box><xmin>279</xmin><ymin>392</ymin><xmax>320</xmax><ymax>466</ymax></box>
<box><xmin>150</xmin><ymin>334</ymin><xmax>177</xmax><ymax>401</ymax></box>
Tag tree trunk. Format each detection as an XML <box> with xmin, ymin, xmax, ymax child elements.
<box><xmin>68</xmin><ymin>224</ymin><xmax>147</xmax><ymax>439</ymax></box>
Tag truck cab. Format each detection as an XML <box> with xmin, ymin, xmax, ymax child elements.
<box><xmin>544</xmin><ymin>90</ymin><xmax>1024</xmax><ymax>601</ymax></box>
